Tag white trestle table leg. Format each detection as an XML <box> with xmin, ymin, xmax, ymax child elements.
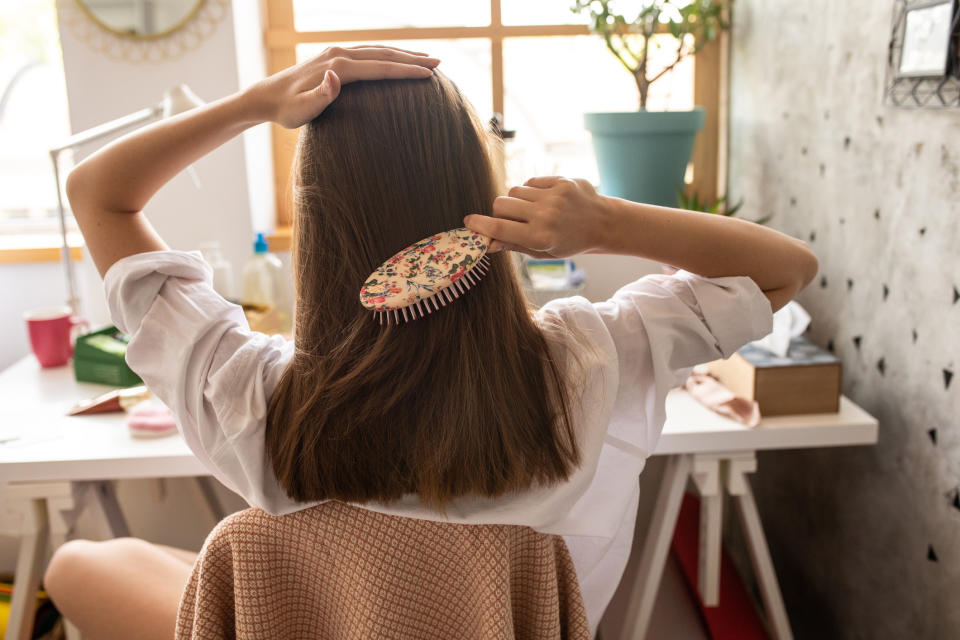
<box><xmin>691</xmin><ymin>454</ymin><xmax>723</xmax><ymax>606</ymax></box>
<box><xmin>619</xmin><ymin>453</ymin><xmax>692</xmax><ymax>640</ymax></box>
<box><xmin>193</xmin><ymin>476</ymin><xmax>227</xmax><ymax>525</ymax></box>
<box><xmin>726</xmin><ymin>453</ymin><xmax>794</xmax><ymax>640</ymax></box>
<box><xmin>4</xmin><ymin>481</ymin><xmax>73</xmax><ymax>640</ymax></box>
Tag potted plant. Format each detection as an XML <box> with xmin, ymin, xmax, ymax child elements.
<box><xmin>572</xmin><ymin>0</ymin><xmax>731</xmax><ymax>206</ymax></box>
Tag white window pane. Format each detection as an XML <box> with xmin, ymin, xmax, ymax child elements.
<box><xmin>297</xmin><ymin>41</ymin><xmax>493</xmax><ymax>119</ymax></box>
<box><xmin>502</xmin><ymin>35</ymin><xmax>693</xmax><ymax>186</ymax></box>
<box><xmin>501</xmin><ymin>0</ymin><xmax>590</xmax><ymax>26</ymax></box>
<box><xmin>293</xmin><ymin>1</ymin><xmax>489</xmax><ymax>31</ymax></box>
<box><xmin>0</xmin><ymin>0</ymin><xmax>72</xmax><ymax>229</ymax></box>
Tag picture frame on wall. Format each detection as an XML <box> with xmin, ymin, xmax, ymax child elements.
<box><xmin>886</xmin><ymin>0</ymin><xmax>960</xmax><ymax>107</ymax></box>
<box><xmin>896</xmin><ymin>0</ymin><xmax>957</xmax><ymax>77</ymax></box>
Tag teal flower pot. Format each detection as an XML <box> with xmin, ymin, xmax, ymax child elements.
<box><xmin>584</xmin><ymin>108</ymin><xmax>705</xmax><ymax>206</ymax></box>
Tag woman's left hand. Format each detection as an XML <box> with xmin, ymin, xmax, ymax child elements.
<box><xmin>244</xmin><ymin>45</ymin><xmax>440</xmax><ymax>129</ymax></box>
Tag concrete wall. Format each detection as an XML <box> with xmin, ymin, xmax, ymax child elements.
<box><xmin>727</xmin><ymin>1</ymin><xmax>960</xmax><ymax>637</ymax></box>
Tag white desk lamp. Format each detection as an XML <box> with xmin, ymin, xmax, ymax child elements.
<box><xmin>49</xmin><ymin>84</ymin><xmax>204</xmax><ymax>314</ymax></box>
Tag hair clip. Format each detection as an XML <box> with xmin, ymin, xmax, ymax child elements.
<box><xmin>359</xmin><ymin>227</ymin><xmax>491</xmax><ymax>325</ymax></box>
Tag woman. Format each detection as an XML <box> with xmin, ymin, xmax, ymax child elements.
<box><xmin>44</xmin><ymin>45</ymin><xmax>817</xmax><ymax>639</ymax></box>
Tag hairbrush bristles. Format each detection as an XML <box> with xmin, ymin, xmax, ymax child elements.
<box><xmin>360</xmin><ymin>228</ymin><xmax>491</xmax><ymax>325</ymax></box>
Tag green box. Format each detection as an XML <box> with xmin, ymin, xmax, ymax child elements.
<box><xmin>73</xmin><ymin>326</ymin><xmax>142</xmax><ymax>387</ymax></box>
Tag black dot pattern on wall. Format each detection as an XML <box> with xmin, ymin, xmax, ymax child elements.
<box><xmin>945</xmin><ymin>369</ymin><xmax>954</xmax><ymax>390</ymax></box>
<box><xmin>874</xmin><ymin>209</ymin><xmax>881</xmax><ymax>220</ymax></box>
<box><xmin>819</xmin><ymin>163</ymin><xmax>826</xmax><ymax>176</ymax></box>
<box><xmin>877</xmin><ymin>358</ymin><xmax>886</xmax><ymax>376</ymax></box>
<box><xmin>929</xmin><ymin>545</ymin><xmax>938</xmax><ymax>562</ymax></box>
<box><xmin>953</xmin><ymin>286</ymin><xmax>959</xmax><ymax>304</ymax></box>
<box><xmin>929</xmin><ymin>428</ymin><xmax>938</xmax><ymax>444</ymax></box>
<box><xmin>919</xmin><ymin>227</ymin><xmax>927</xmax><ymax>236</ymax></box>
<box><xmin>844</xmin><ymin>136</ymin><xmax>851</xmax><ymax>149</ymax></box>
<box><xmin>801</xmin><ymin>146</ymin><xmax>808</xmax><ymax>155</ymax></box>
<box><xmin>847</xmin><ymin>278</ymin><xmax>855</xmax><ymax>291</ymax></box>
<box><xmin>952</xmin><ymin>491</ymin><xmax>960</xmax><ymax>511</ymax></box>
<box><xmin>810</xmin><ymin>231</ymin><xmax>816</xmax><ymax>242</ymax></box>
<box><xmin>790</xmin><ymin>197</ymin><xmax>797</xmax><ymax>206</ymax></box>
<box><xmin>883</xmin><ymin>284</ymin><xmax>890</xmax><ymax>301</ymax></box>
<box><xmin>853</xmin><ymin>335</ymin><xmax>863</xmax><ymax>350</ymax></box>
<box><xmin>840</xmin><ymin>217</ymin><xmax>846</xmax><ymax>225</ymax></box>
<box><xmin>820</xmin><ymin>276</ymin><xmax>828</xmax><ymax>289</ymax></box>
<box><xmin>913</xmin><ymin>329</ymin><xmax>919</xmax><ymax>344</ymax></box>
<box><xmin>827</xmin><ymin>339</ymin><xmax>835</xmax><ymax>352</ymax></box>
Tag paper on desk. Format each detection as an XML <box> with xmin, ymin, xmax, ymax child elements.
<box><xmin>0</xmin><ymin>412</ymin><xmax>62</xmax><ymax>447</ymax></box>
<box><xmin>749</xmin><ymin>300</ymin><xmax>811</xmax><ymax>357</ymax></box>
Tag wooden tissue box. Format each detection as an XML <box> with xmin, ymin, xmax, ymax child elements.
<box><xmin>705</xmin><ymin>336</ymin><xmax>841</xmax><ymax>416</ymax></box>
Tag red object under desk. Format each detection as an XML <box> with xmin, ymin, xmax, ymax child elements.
<box><xmin>671</xmin><ymin>493</ymin><xmax>770</xmax><ymax>639</ymax></box>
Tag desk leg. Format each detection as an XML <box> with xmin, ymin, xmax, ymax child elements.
<box><xmin>618</xmin><ymin>454</ymin><xmax>692</xmax><ymax>640</ymax></box>
<box><xmin>6</xmin><ymin>498</ymin><xmax>47</xmax><ymax>640</ymax></box>
<box><xmin>691</xmin><ymin>454</ymin><xmax>723</xmax><ymax>606</ymax></box>
<box><xmin>193</xmin><ymin>476</ymin><xmax>227</xmax><ymax>525</ymax></box>
<box><xmin>4</xmin><ymin>482</ymin><xmax>73</xmax><ymax>640</ymax></box>
<box><xmin>727</xmin><ymin>455</ymin><xmax>793</xmax><ymax>640</ymax></box>
<box><xmin>44</xmin><ymin>492</ymin><xmax>83</xmax><ymax>640</ymax></box>
<box><xmin>91</xmin><ymin>481</ymin><xmax>131</xmax><ymax>538</ymax></box>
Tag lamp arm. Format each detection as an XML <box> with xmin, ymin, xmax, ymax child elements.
<box><xmin>51</xmin><ymin>105</ymin><xmax>161</xmax><ymax>154</ymax></box>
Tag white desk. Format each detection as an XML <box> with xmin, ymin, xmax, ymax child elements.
<box><xmin>0</xmin><ymin>357</ymin><xmax>218</xmax><ymax>640</ymax></box>
<box><xmin>0</xmin><ymin>356</ymin><xmax>878</xmax><ymax>640</ymax></box>
<box><xmin>617</xmin><ymin>390</ymin><xmax>879</xmax><ymax>640</ymax></box>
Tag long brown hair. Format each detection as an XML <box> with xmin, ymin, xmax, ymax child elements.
<box><xmin>265</xmin><ymin>71</ymin><xmax>581</xmax><ymax>508</ymax></box>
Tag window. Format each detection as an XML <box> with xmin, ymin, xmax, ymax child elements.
<box><xmin>0</xmin><ymin>0</ymin><xmax>78</xmax><ymax>256</ymax></box>
<box><xmin>265</xmin><ymin>0</ymin><xmax>725</xmax><ymax>228</ymax></box>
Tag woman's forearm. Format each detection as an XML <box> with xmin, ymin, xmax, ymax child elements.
<box><xmin>598</xmin><ymin>197</ymin><xmax>819</xmax><ymax>293</ymax></box>
<box><xmin>66</xmin><ymin>91</ymin><xmax>262</xmax><ymax>216</ymax></box>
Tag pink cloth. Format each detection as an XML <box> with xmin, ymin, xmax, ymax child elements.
<box><xmin>126</xmin><ymin>402</ymin><xmax>178</xmax><ymax>437</ymax></box>
<box><xmin>683</xmin><ymin>372</ymin><xmax>761</xmax><ymax>427</ymax></box>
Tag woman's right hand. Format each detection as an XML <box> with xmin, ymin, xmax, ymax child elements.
<box><xmin>464</xmin><ymin>176</ymin><xmax>615</xmax><ymax>258</ymax></box>
<box><xmin>244</xmin><ymin>45</ymin><xmax>439</xmax><ymax>129</ymax></box>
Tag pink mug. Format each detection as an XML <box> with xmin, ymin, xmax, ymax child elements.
<box><xmin>23</xmin><ymin>306</ymin><xmax>90</xmax><ymax>368</ymax></box>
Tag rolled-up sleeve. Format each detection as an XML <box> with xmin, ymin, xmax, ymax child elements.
<box><xmin>596</xmin><ymin>269</ymin><xmax>773</xmax><ymax>389</ymax></box>
<box><xmin>104</xmin><ymin>250</ymin><xmax>300</xmax><ymax>513</ymax></box>
<box><xmin>592</xmin><ymin>269</ymin><xmax>773</xmax><ymax>454</ymax></box>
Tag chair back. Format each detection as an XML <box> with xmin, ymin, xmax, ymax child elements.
<box><xmin>176</xmin><ymin>501</ymin><xmax>591</xmax><ymax>639</ymax></box>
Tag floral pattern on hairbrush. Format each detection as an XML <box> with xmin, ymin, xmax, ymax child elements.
<box><xmin>360</xmin><ymin>227</ymin><xmax>490</xmax><ymax>312</ymax></box>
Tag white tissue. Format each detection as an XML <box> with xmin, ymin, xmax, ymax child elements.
<box><xmin>749</xmin><ymin>300</ymin><xmax>811</xmax><ymax>357</ymax></box>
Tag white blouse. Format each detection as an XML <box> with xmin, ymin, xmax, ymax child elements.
<box><xmin>104</xmin><ymin>250</ymin><xmax>773</xmax><ymax>634</ymax></box>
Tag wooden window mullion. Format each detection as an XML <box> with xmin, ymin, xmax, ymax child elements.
<box><xmin>490</xmin><ymin>0</ymin><xmax>504</xmax><ymax>117</ymax></box>
<box><xmin>265</xmin><ymin>0</ymin><xmax>297</xmax><ymax>227</ymax></box>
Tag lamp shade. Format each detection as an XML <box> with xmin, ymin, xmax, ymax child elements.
<box><xmin>162</xmin><ymin>84</ymin><xmax>204</xmax><ymax>119</ymax></box>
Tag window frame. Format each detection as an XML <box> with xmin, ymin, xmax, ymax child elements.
<box><xmin>263</xmin><ymin>0</ymin><xmax>728</xmax><ymax>240</ymax></box>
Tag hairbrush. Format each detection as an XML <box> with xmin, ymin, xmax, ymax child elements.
<box><xmin>359</xmin><ymin>227</ymin><xmax>491</xmax><ymax>324</ymax></box>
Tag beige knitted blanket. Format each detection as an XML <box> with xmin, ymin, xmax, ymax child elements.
<box><xmin>176</xmin><ymin>501</ymin><xmax>591</xmax><ymax>639</ymax></box>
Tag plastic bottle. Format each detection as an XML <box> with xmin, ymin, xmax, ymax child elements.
<box><xmin>198</xmin><ymin>241</ymin><xmax>235</xmax><ymax>300</ymax></box>
<box><xmin>242</xmin><ymin>233</ymin><xmax>292</xmax><ymax>333</ymax></box>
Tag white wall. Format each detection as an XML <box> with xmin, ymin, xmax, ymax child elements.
<box><xmin>0</xmin><ymin>261</ymin><xmax>72</xmax><ymax>370</ymax></box>
<box><xmin>57</xmin><ymin>0</ymin><xmax>257</xmax><ymax>293</ymax></box>
<box><xmin>0</xmin><ymin>0</ymin><xmax>270</xmax><ymax>571</ymax></box>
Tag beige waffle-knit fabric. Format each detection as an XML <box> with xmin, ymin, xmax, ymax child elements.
<box><xmin>175</xmin><ymin>501</ymin><xmax>591</xmax><ymax>640</ymax></box>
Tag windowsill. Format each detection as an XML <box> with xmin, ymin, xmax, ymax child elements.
<box><xmin>0</xmin><ymin>234</ymin><xmax>83</xmax><ymax>264</ymax></box>
<box><xmin>0</xmin><ymin>229</ymin><xmax>288</xmax><ymax>264</ymax></box>
<box><xmin>267</xmin><ymin>227</ymin><xmax>291</xmax><ymax>252</ymax></box>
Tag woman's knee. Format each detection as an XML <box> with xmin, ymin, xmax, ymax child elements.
<box><xmin>45</xmin><ymin>538</ymin><xmax>141</xmax><ymax>599</ymax></box>
<box><xmin>45</xmin><ymin>539</ymin><xmax>94</xmax><ymax>601</ymax></box>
